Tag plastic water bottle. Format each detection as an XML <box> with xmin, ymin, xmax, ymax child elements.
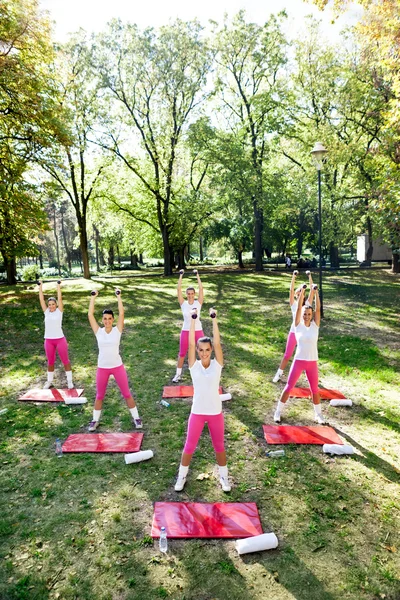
<box><xmin>55</xmin><ymin>438</ymin><xmax>63</xmax><ymax>458</ymax></box>
<box><xmin>266</xmin><ymin>449</ymin><xmax>285</xmax><ymax>458</ymax></box>
<box><xmin>0</xmin><ymin>408</ymin><xmax>8</xmax><ymax>415</ymax></box>
<box><xmin>159</xmin><ymin>527</ymin><xmax>168</xmax><ymax>553</ymax></box>
<box><xmin>160</xmin><ymin>400</ymin><xmax>170</xmax><ymax>408</ymax></box>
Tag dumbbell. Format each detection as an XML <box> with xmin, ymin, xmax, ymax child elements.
<box><xmin>115</xmin><ymin>289</ymin><xmax>121</xmax><ymax>296</ymax></box>
<box><xmin>57</xmin><ymin>280</ymin><xmax>61</xmax><ymax>284</ymax></box>
<box><xmin>306</xmin><ymin>270</ymin><xmax>311</xmax><ymax>276</ymax></box>
<box><xmin>210</xmin><ymin>308</ymin><xmax>216</xmax><ymax>319</ymax></box>
<box><xmin>193</xmin><ymin>269</ymin><xmax>198</xmax><ymax>275</ymax></box>
<box><xmin>90</xmin><ymin>290</ymin><xmax>97</xmax><ymax>296</ymax></box>
<box><xmin>302</xmin><ymin>283</ymin><xmax>307</xmax><ymax>289</ymax></box>
<box><xmin>293</xmin><ymin>270</ymin><xmax>298</xmax><ymax>276</ymax></box>
<box><xmin>36</xmin><ymin>280</ymin><xmax>41</xmax><ymax>285</ymax></box>
<box><xmin>191</xmin><ymin>308</ymin><xmax>198</xmax><ymax>319</ymax></box>
<box><xmin>179</xmin><ymin>269</ymin><xmax>184</xmax><ymax>275</ymax></box>
<box><xmin>313</xmin><ymin>284</ymin><xmax>318</xmax><ymax>290</ymax></box>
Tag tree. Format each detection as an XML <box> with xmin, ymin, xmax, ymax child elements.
<box><xmin>92</xmin><ymin>19</ymin><xmax>213</xmax><ymax>275</ymax></box>
<box><xmin>213</xmin><ymin>11</ymin><xmax>288</xmax><ymax>270</ymax></box>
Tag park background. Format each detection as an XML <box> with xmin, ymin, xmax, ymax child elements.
<box><xmin>1</xmin><ymin>1</ymin><xmax>400</xmax><ymax>599</ymax></box>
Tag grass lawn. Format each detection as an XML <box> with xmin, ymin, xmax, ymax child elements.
<box><xmin>0</xmin><ymin>269</ymin><xmax>399</xmax><ymax>600</ymax></box>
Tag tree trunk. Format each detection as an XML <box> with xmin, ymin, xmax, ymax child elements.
<box><xmin>297</xmin><ymin>234</ymin><xmax>303</xmax><ymax>260</ymax></box>
<box><xmin>130</xmin><ymin>249</ymin><xmax>138</xmax><ymax>268</ymax></box>
<box><xmin>161</xmin><ymin>225</ymin><xmax>172</xmax><ymax>276</ymax></box>
<box><xmin>366</xmin><ymin>216</ymin><xmax>373</xmax><ymax>262</ymax></box>
<box><xmin>77</xmin><ymin>218</ymin><xmax>90</xmax><ymax>278</ymax></box>
<box><xmin>53</xmin><ymin>208</ymin><xmax>62</xmax><ymax>277</ymax></box>
<box><xmin>392</xmin><ymin>252</ymin><xmax>399</xmax><ymax>274</ymax></box>
<box><xmin>4</xmin><ymin>256</ymin><xmax>17</xmax><ymax>285</ymax></box>
<box><xmin>61</xmin><ymin>212</ymin><xmax>72</xmax><ymax>273</ymax></box>
<box><xmin>253</xmin><ymin>198</ymin><xmax>263</xmax><ymax>271</ymax></box>
<box><xmin>116</xmin><ymin>244</ymin><xmax>120</xmax><ymax>265</ymax></box>
<box><xmin>238</xmin><ymin>250</ymin><xmax>245</xmax><ymax>269</ymax></box>
<box><xmin>39</xmin><ymin>250</ymin><xmax>43</xmax><ymax>269</ymax></box>
<box><xmin>93</xmin><ymin>226</ymin><xmax>100</xmax><ymax>272</ymax></box>
<box><xmin>329</xmin><ymin>242</ymin><xmax>340</xmax><ymax>269</ymax></box>
<box><xmin>139</xmin><ymin>253</ymin><xmax>143</xmax><ymax>264</ymax></box>
<box><xmin>177</xmin><ymin>248</ymin><xmax>185</xmax><ymax>270</ymax></box>
<box><xmin>199</xmin><ymin>236</ymin><xmax>204</xmax><ymax>261</ymax></box>
<box><xmin>108</xmin><ymin>246</ymin><xmax>114</xmax><ymax>267</ymax></box>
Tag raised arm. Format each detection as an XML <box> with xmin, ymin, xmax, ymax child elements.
<box><xmin>306</xmin><ymin>270</ymin><xmax>315</xmax><ymax>306</ymax></box>
<box><xmin>38</xmin><ymin>281</ymin><xmax>47</xmax><ymax>312</ymax></box>
<box><xmin>116</xmin><ymin>289</ymin><xmax>124</xmax><ymax>332</ymax></box>
<box><xmin>188</xmin><ymin>308</ymin><xmax>197</xmax><ymax>367</ymax></box>
<box><xmin>57</xmin><ymin>280</ymin><xmax>64</xmax><ymax>312</ymax></box>
<box><xmin>88</xmin><ymin>291</ymin><xmax>99</xmax><ymax>334</ymax></box>
<box><xmin>313</xmin><ymin>287</ymin><xmax>321</xmax><ymax>327</ymax></box>
<box><xmin>289</xmin><ymin>270</ymin><xmax>298</xmax><ymax>305</ymax></box>
<box><xmin>210</xmin><ymin>309</ymin><xmax>223</xmax><ymax>366</ymax></box>
<box><xmin>194</xmin><ymin>270</ymin><xmax>204</xmax><ymax>305</ymax></box>
<box><xmin>177</xmin><ymin>270</ymin><xmax>184</xmax><ymax>305</ymax></box>
<box><xmin>295</xmin><ymin>286</ymin><xmax>306</xmax><ymax>327</ymax></box>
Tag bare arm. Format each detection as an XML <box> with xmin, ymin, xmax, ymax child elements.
<box><xmin>116</xmin><ymin>290</ymin><xmax>124</xmax><ymax>332</ymax></box>
<box><xmin>295</xmin><ymin>287</ymin><xmax>306</xmax><ymax>327</ymax></box>
<box><xmin>177</xmin><ymin>270</ymin><xmax>184</xmax><ymax>305</ymax></box>
<box><xmin>38</xmin><ymin>281</ymin><xmax>47</xmax><ymax>312</ymax></box>
<box><xmin>195</xmin><ymin>270</ymin><xmax>204</xmax><ymax>305</ymax></box>
<box><xmin>211</xmin><ymin>309</ymin><xmax>223</xmax><ymax>366</ymax></box>
<box><xmin>314</xmin><ymin>288</ymin><xmax>321</xmax><ymax>327</ymax></box>
<box><xmin>88</xmin><ymin>291</ymin><xmax>99</xmax><ymax>334</ymax></box>
<box><xmin>306</xmin><ymin>271</ymin><xmax>314</xmax><ymax>305</ymax></box>
<box><xmin>289</xmin><ymin>270</ymin><xmax>298</xmax><ymax>305</ymax></box>
<box><xmin>188</xmin><ymin>309</ymin><xmax>197</xmax><ymax>368</ymax></box>
<box><xmin>57</xmin><ymin>281</ymin><xmax>63</xmax><ymax>312</ymax></box>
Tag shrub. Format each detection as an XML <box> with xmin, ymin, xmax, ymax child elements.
<box><xmin>21</xmin><ymin>265</ymin><xmax>41</xmax><ymax>282</ymax></box>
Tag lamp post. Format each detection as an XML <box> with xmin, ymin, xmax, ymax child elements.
<box><xmin>310</xmin><ymin>142</ymin><xmax>327</xmax><ymax>318</ymax></box>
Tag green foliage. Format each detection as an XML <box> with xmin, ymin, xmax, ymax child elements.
<box><xmin>21</xmin><ymin>264</ymin><xmax>41</xmax><ymax>282</ymax></box>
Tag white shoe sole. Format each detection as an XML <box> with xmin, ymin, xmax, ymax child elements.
<box><xmin>274</xmin><ymin>412</ymin><xmax>281</xmax><ymax>423</ymax></box>
<box><xmin>174</xmin><ymin>478</ymin><xmax>186</xmax><ymax>492</ymax></box>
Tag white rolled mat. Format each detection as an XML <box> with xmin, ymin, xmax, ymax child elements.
<box><xmin>124</xmin><ymin>450</ymin><xmax>154</xmax><ymax>464</ymax></box>
<box><xmin>330</xmin><ymin>399</ymin><xmax>352</xmax><ymax>407</ymax></box>
<box><xmin>323</xmin><ymin>444</ymin><xmax>354</xmax><ymax>455</ymax></box>
<box><xmin>236</xmin><ymin>532</ymin><xmax>278</xmax><ymax>555</ymax></box>
<box><xmin>219</xmin><ymin>393</ymin><xmax>232</xmax><ymax>401</ymax></box>
<box><xmin>64</xmin><ymin>397</ymin><xmax>88</xmax><ymax>405</ymax></box>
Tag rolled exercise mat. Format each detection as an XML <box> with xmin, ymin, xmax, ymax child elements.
<box><xmin>236</xmin><ymin>532</ymin><xmax>278</xmax><ymax>555</ymax></box>
<box><xmin>330</xmin><ymin>399</ymin><xmax>352</xmax><ymax>407</ymax></box>
<box><xmin>19</xmin><ymin>388</ymin><xmax>85</xmax><ymax>402</ymax></box>
<box><xmin>263</xmin><ymin>425</ymin><xmax>344</xmax><ymax>445</ymax></box>
<box><xmin>219</xmin><ymin>393</ymin><xmax>232</xmax><ymax>401</ymax></box>
<box><xmin>163</xmin><ymin>385</ymin><xmax>223</xmax><ymax>398</ymax></box>
<box><xmin>64</xmin><ymin>397</ymin><xmax>88</xmax><ymax>405</ymax></box>
<box><xmin>62</xmin><ymin>432</ymin><xmax>144</xmax><ymax>453</ymax></box>
<box><xmin>124</xmin><ymin>450</ymin><xmax>154</xmax><ymax>464</ymax></box>
<box><xmin>323</xmin><ymin>444</ymin><xmax>354</xmax><ymax>455</ymax></box>
<box><xmin>151</xmin><ymin>502</ymin><xmax>263</xmax><ymax>538</ymax></box>
<box><xmin>289</xmin><ymin>387</ymin><xmax>347</xmax><ymax>400</ymax></box>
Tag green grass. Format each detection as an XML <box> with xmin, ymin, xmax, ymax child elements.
<box><xmin>0</xmin><ymin>269</ymin><xmax>399</xmax><ymax>600</ymax></box>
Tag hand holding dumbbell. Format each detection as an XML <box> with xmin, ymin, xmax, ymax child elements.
<box><xmin>193</xmin><ymin>269</ymin><xmax>198</xmax><ymax>275</ymax></box>
<box><xmin>302</xmin><ymin>283</ymin><xmax>307</xmax><ymax>289</ymax></box>
<box><xmin>191</xmin><ymin>307</ymin><xmax>198</xmax><ymax>319</ymax></box>
<box><xmin>57</xmin><ymin>280</ymin><xmax>62</xmax><ymax>285</ymax></box>
<box><xmin>90</xmin><ymin>290</ymin><xmax>98</xmax><ymax>297</ymax></box>
<box><xmin>293</xmin><ymin>270</ymin><xmax>298</xmax><ymax>277</ymax></box>
<box><xmin>209</xmin><ymin>308</ymin><xmax>216</xmax><ymax>319</ymax></box>
<box><xmin>36</xmin><ymin>280</ymin><xmax>42</xmax><ymax>286</ymax></box>
<box><xmin>115</xmin><ymin>289</ymin><xmax>121</xmax><ymax>296</ymax></box>
<box><xmin>306</xmin><ymin>270</ymin><xmax>311</xmax><ymax>276</ymax></box>
<box><xmin>179</xmin><ymin>269</ymin><xmax>184</xmax><ymax>276</ymax></box>
<box><xmin>313</xmin><ymin>284</ymin><xmax>318</xmax><ymax>290</ymax></box>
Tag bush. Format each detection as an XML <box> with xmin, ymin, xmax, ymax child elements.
<box><xmin>21</xmin><ymin>265</ymin><xmax>41</xmax><ymax>282</ymax></box>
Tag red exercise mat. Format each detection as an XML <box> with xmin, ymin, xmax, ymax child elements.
<box><xmin>19</xmin><ymin>388</ymin><xmax>84</xmax><ymax>402</ymax></box>
<box><xmin>151</xmin><ymin>502</ymin><xmax>263</xmax><ymax>539</ymax></box>
<box><xmin>163</xmin><ymin>385</ymin><xmax>223</xmax><ymax>398</ymax></box>
<box><xmin>263</xmin><ymin>425</ymin><xmax>343</xmax><ymax>445</ymax></box>
<box><xmin>62</xmin><ymin>432</ymin><xmax>144</xmax><ymax>453</ymax></box>
<box><xmin>289</xmin><ymin>387</ymin><xmax>346</xmax><ymax>400</ymax></box>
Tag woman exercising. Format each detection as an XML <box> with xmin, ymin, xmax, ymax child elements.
<box><xmin>272</xmin><ymin>270</ymin><xmax>315</xmax><ymax>383</ymax></box>
<box><xmin>172</xmin><ymin>269</ymin><xmax>204</xmax><ymax>383</ymax></box>
<box><xmin>174</xmin><ymin>307</ymin><xmax>231</xmax><ymax>492</ymax></box>
<box><xmin>87</xmin><ymin>289</ymin><xmax>142</xmax><ymax>432</ymax></box>
<box><xmin>273</xmin><ymin>285</ymin><xmax>324</xmax><ymax>424</ymax></box>
<box><xmin>38</xmin><ymin>280</ymin><xmax>74</xmax><ymax>389</ymax></box>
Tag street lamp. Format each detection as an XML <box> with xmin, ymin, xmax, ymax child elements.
<box><xmin>310</xmin><ymin>142</ymin><xmax>328</xmax><ymax>318</ymax></box>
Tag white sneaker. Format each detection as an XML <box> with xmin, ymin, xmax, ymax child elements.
<box><xmin>172</xmin><ymin>374</ymin><xmax>181</xmax><ymax>383</ymax></box>
<box><xmin>314</xmin><ymin>413</ymin><xmax>326</xmax><ymax>425</ymax></box>
<box><xmin>272</xmin><ymin>371</ymin><xmax>282</xmax><ymax>383</ymax></box>
<box><xmin>133</xmin><ymin>418</ymin><xmax>143</xmax><ymax>429</ymax></box>
<box><xmin>219</xmin><ymin>477</ymin><xmax>232</xmax><ymax>492</ymax></box>
<box><xmin>88</xmin><ymin>420</ymin><xmax>100</xmax><ymax>432</ymax></box>
<box><xmin>174</xmin><ymin>476</ymin><xmax>186</xmax><ymax>492</ymax></box>
<box><xmin>67</xmin><ymin>382</ymin><xmax>74</xmax><ymax>390</ymax></box>
<box><xmin>273</xmin><ymin>410</ymin><xmax>281</xmax><ymax>423</ymax></box>
<box><xmin>43</xmin><ymin>381</ymin><xmax>53</xmax><ymax>389</ymax></box>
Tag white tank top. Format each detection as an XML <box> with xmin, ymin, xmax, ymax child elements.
<box><xmin>44</xmin><ymin>308</ymin><xmax>64</xmax><ymax>339</ymax></box>
<box><xmin>181</xmin><ymin>300</ymin><xmax>203</xmax><ymax>331</ymax></box>
<box><xmin>189</xmin><ymin>359</ymin><xmax>223</xmax><ymax>415</ymax></box>
<box><xmin>96</xmin><ymin>327</ymin><xmax>123</xmax><ymax>368</ymax></box>
<box><xmin>294</xmin><ymin>321</ymin><xmax>319</xmax><ymax>361</ymax></box>
<box><xmin>289</xmin><ymin>300</ymin><xmax>298</xmax><ymax>333</ymax></box>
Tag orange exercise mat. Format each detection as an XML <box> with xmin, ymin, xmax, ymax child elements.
<box><xmin>163</xmin><ymin>385</ymin><xmax>223</xmax><ymax>398</ymax></box>
<box><xmin>19</xmin><ymin>388</ymin><xmax>84</xmax><ymax>402</ymax></box>
<box><xmin>289</xmin><ymin>387</ymin><xmax>346</xmax><ymax>400</ymax></box>
<box><xmin>263</xmin><ymin>425</ymin><xmax>343</xmax><ymax>445</ymax></box>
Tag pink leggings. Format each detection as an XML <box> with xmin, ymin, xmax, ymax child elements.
<box><xmin>284</xmin><ymin>359</ymin><xmax>319</xmax><ymax>394</ymax></box>
<box><xmin>44</xmin><ymin>337</ymin><xmax>70</xmax><ymax>366</ymax></box>
<box><xmin>284</xmin><ymin>331</ymin><xmax>297</xmax><ymax>360</ymax></box>
<box><xmin>96</xmin><ymin>365</ymin><xmax>132</xmax><ymax>401</ymax></box>
<box><xmin>179</xmin><ymin>329</ymin><xmax>204</xmax><ymax>357</ymax></box>
<box><xmin>183</xmin><ymin>412</ymin><xmax>225</xmax><ymax>454</ymax></box>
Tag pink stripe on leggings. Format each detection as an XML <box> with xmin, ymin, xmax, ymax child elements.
<box><xmin>96</xmin><ymin>364</ymin><xmax>132</xmax><ymax>400</ymax></box>
<box><xmin>44</xmin><ymin>337</ymin><xmax>70</xmax><ymax>366</ymax></box>
<box><xmin>183</xmin><ymin>412</ymin><xmax>225</xmax><ymax>454</ymax></box>
<box><xmin>283</xmin><ymin>359</ymin><xmax>319</xmax><ymax>394</ymax></box>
